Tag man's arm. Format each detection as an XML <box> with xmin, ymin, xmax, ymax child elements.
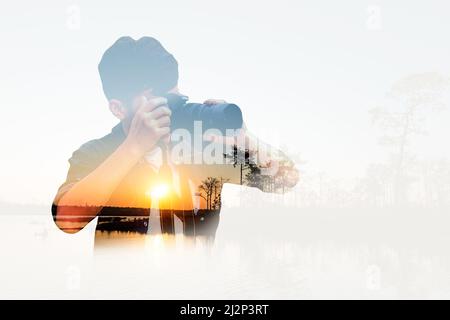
<box><xmin>208</xmin><ymin>128</ymin><xmax>299</xmax><ymax>193</ymax></box>
<box><xmin>200</xmin><ymin>99</ymin><xmax>299</xmax><ymax>193</ymax></box>
<box><xmin>237</xmin><ymin>130</ymin><xmax>299</xmax><ymax>193</ymax></box>
<box><xmin>54</xmin><ymin>97</ymin><xmax>171</xmax><ymax>233</ymax></box>
<box><xmin>54</xmin><ymin>141</ymin><xmax>144</xmax><ymax>232</ymax></box>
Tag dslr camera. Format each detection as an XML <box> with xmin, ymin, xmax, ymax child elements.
<box><xmin>163</xmin><ymin>93</ymin><xmax>243</xmax><ymax>135</ymax></box>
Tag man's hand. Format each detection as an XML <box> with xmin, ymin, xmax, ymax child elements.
<box><xmin>124</xmin><ymin>96</ymin><xmax>171</xmax><ymax>156</ymax></box>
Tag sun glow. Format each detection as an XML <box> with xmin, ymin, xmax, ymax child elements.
<box><xmin>148</xmin><ymin>183</ymin><xmax>170</xmax><ymax>199</ymax></box>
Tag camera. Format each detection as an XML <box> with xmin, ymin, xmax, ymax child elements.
<box><xmin>163</xmin><ymin>93</ymin><xmax>243</xmax><ymax>135</ymax></box>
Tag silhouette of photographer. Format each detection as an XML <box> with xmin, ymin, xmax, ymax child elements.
<box><xmin>52</xmin><ymin>36</ymin><xmax>298</xmax><ymax>246</ymax></box>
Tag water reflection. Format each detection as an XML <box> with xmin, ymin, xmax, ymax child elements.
<box><xmin>88</xmin><ymin>238</ymin><xmax>450</xmax><ymax>299</ymax></box>
<box><xmin>4</xmin><ymin>207</ymin><xmax>450</xmax><ymax>298</ymax></box>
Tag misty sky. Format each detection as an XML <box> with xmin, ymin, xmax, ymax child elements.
<box><xmin>1</xmin><ymin>0</ymin><xmax>450</xmax><ymax>204</ymax></box>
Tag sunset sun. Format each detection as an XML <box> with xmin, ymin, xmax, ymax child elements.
<box><xmin>147</xmin><ymin>183</ymin><xmax>170</xmax><ymax>199</ymax></box>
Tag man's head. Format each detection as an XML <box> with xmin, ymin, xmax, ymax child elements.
<box><xmin>98</xmin><ymin>36</ymin><xmax>179</xmax><ymax>121</ymax></box>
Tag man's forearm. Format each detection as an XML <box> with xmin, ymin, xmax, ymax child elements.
<box><xmin>232</xmin><ymin>130</ymin><xmax>299</xmax><ymax>193</ymax></box>
<box><xmin>55</xmin><ymin>139</ymin><xmax>144</xmax><ymax>231</ymax></box>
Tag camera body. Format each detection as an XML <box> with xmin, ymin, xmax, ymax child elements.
<box><xmin>163</xmin><ymin>93</ymin><xmax>243</xmax><ymax>135</ymax></box>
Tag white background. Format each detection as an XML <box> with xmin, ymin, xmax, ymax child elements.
<box><xmin>1</xmin><ymin>0</ymin><xmax>450</xmax><ymax>299</ymax></box>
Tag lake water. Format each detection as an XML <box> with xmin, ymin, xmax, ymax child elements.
<box><xmin>2</xmin><ymin>205</ymin><xmax>450</xmax><ymax>299</ymax></box>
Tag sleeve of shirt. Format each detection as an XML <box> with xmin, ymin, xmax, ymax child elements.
<box><xmin>52</xmin><ymin>141</ymin><xmax>101</xmax><ymax>207</ymax></box>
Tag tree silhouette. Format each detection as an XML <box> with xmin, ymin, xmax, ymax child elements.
<box><xmin>223</xmin><ymin>145</ymin><xmax>254</xmax><ymax>185</ymax></box>
<box><xmin>370</xmin><ymin>72</ymin><xmax>450</xmax><ymax>205</ymax></box>
<box><xmin>245</xmin><ymin>162</ymin><xmax>266</xmax><ymax>190</ymax></box>
<box><xmin>223</xmin><ymin>144</ymin><xmax>299</xmax><ymax>193</ymax></box>
<box><xmin>212</xmin><ymin>177</ymin><xmax>229</xmax><ymax>209</ymax></box>
<box><xmin>198</xmin><ymin>177</ymin><xmax>229</xmax><ymax>210</ymax></box>
<box><xmin>245</xmin><ymin>157</ymin><xmax>299</xmax><ymax>193</ymax></box>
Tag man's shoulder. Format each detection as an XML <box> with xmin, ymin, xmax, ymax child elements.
<box><xmin>70</xmin><ymin>125</ymin><xmax>125</xmax><ymax>163</ymax></box>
